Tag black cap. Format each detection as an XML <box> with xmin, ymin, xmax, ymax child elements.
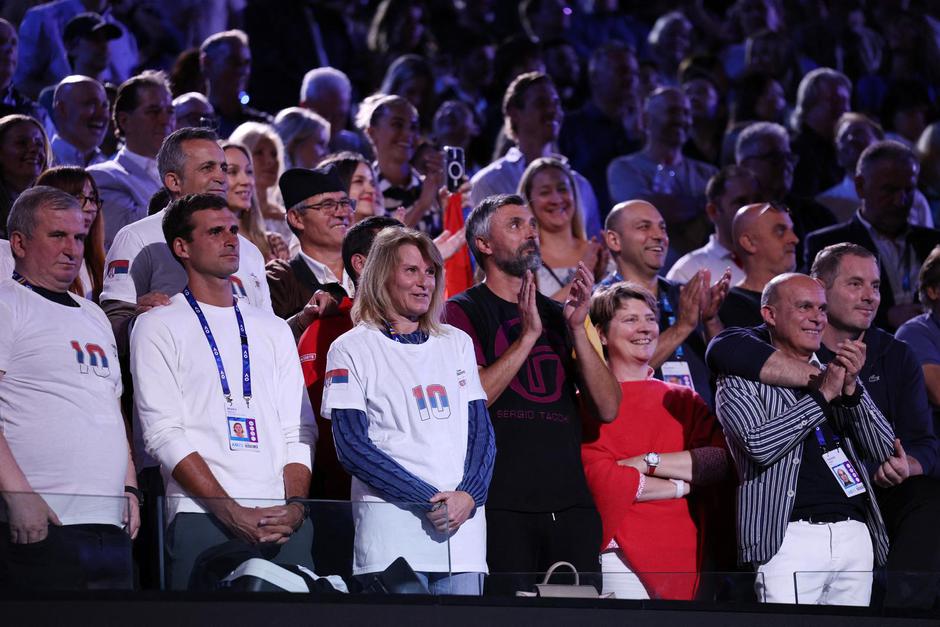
<box><xmin>279</xmin><ymin>166</ymin><xmax>346</xmax><ymax>210</ymax></box>
<box><xmin>64</xmin><ymin>13</ymin><xmax>122</xmax><ymax>42</ymax></box>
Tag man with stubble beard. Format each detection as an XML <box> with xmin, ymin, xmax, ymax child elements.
<box><xmin>446</xmin><ymin>193</ymin><xmax>621</xmax><ymax>593</ymax></box>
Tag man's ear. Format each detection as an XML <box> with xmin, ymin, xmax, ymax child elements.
<box><xmin>760</xmin><ymin>304</ymin><xmax>775</xmax><ymax>327</ymax></box>
<box><xmin>8</xmin><ymin>230</ymin><xmax>27</xmax><ymax>260</ymax></box>
<box><xmin>172</xmin><ymin>237</ymin><xmax>190</xmax><ymax>262</ymax></box>
<box><xmin>604</xmin><ymin>229</ymin><xmax>621</xmax><ymax>254</ymax></box>
<box><xmin>164</xmin><ymin>172</ymin><xmax>182</xmax><ymax>195</ymax></box>
<box><xmin>927</xmin><ymin>285</ymin><xmax>940</xmax><ymax>302</ymax></box>
<box><xmin>351</xmin><ymin>252</ymin><xmax>367</xmax><ymax>276</ymax></box>
<box><xmin>475</xmin><ymin>235</ymin><xmax>493</xmax><ymax>256</ymax></box>
<box><xmin>739</xmin><ymin>232</ymin><xmax>757</xmax><ymax>255</ymax></box>
<box><xmin>705</xmin><ymin>201</ymin><xmax>719</xmax><ymax>223</ymax></box>
<box><xmin>286</xmin><ymin>209</ymin><xmax>304</xmax><ymax>234</ymax></box>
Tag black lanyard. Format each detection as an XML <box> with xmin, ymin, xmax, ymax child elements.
<box><xmin>183</xmin><ymin>287</ymin><xmax>251</xmax><ymax>407</ymax></box>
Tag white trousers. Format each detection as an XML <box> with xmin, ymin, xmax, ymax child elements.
<box><xmin>756</xmin><ymin>520</ymin><xmax>873</xmax><ymax>606</ymax></box>
<box><xmin>600</xmin><ymin>549</ymin><xmax>650</xmax><ymax>600</ymax></box>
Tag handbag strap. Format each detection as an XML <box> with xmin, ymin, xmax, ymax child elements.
<box><xmin>542</xmin><ymin>561</ymin><xmax>579</xmax><ymax>586</ymax></box>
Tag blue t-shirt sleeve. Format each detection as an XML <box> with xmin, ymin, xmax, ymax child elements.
<box><xmin>896</xmin><ymin>317</ymin><xmax>940</xmax><ymax>367</ymax></box>
<box><xmin>705</xmin><ymin>325</ymin><xmax>775</xmax><ymax>381</ymax></box>
<box><xmin>331</xmin><ymin>407</ymin><xmax>439</xmax><ymax>510</ymax></box>
<box><xmin>456</xmin><ymin>398</ymin><xmax>496</xmax><ymax>506</ymax></box>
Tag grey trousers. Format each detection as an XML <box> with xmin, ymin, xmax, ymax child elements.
<box><xmin>165</xmin><ymin>512</ymin><xmax>314</xmax><ymax>590</ymax></box>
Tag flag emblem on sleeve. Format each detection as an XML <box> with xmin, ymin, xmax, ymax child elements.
<box><xmin>106</xmin><ymin>260</ymin><xmax>129</xmax><ymax>277</ymax></box>
<box><xmin>325</xmin><ymin>368</ymin><xmax>349</xmax><ymax>387</ymax></box>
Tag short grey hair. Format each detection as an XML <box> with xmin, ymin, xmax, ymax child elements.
<box><xmin>792</xmin><ymin>67</ymin><xmax>851</xmax><ymax>130</ymax></box>
<box><xmin>736</xmin><ymin>121</ymin><xmax>788</xmax><ymax>163</ymax></box>
<box><xmin>7</xmin><ymin>186</ymin><xmax>81</xmax><ymax>240</ymax></box>
<box><xmin>857</xmin><ymin>139</ymin><xmax>918</xmax><ymax>178</ymax></box>
<box><xmin>465</xmin><ymin>193</ymin><xmax>525</xmax><ymax>267</ymax></box>
<box><xmin>157</xmin><ymin>127</ymin><xmax>220</xmax><ymax>182</ymax></box>
<box><xmin>300</xmin><ymin>66</ymin><xmax>351</xmax><ymax>103</ymax></box>
<box><xmin>200</xmin><ymin>29</ymin><xmax>248</xmax><ymax>59</ymax></box>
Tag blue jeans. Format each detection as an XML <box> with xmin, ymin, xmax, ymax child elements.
<box><xmin>416</xmin><ymin>571</ymin><xmax>484</xmax><ymax>595</ymax></box>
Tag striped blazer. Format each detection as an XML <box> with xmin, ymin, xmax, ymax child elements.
<box><xmin>715</xmin><ymin>374</ymin><xmax>895</xmax><ymax>567</ymax></box>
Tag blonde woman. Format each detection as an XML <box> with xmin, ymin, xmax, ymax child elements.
<box><xmin>229</xmin><ymin>122</ymin><xmax>294</xmax><ymax>247</ymax></box>
<box><xmin>222</xmin><ymin>142</ymin><xmax>288</xmax><ymax>261</ymax></box>
<box><xmin>322</xmin><ymin>227</ymin><xmax>494</xmax><ymax>595</ymax></box>
<box><xmin>518</xmin><ymin>157</ymin><xmax>608</xmax><ymax>301</ymax></box>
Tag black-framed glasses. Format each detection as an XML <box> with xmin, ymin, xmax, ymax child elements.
<box><xmin>296</xmin><ymin>197</ymin><xmax>355</xmax><ymax>215</ymax></box>
<box><xmin>77</xmin><ymin>194</ymin><xmax>102</xmax><ymax>212</ymax></box>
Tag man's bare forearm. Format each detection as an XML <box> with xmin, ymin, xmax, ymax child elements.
<box><xmin>479</xmin><ymin>335</ymin><xmax>538</xmax><ymax>407</ymax></box>
<box><xmin>571</xmin><ymin>326</ymin><xmax>621</xmax><ymax>422</ymax></box>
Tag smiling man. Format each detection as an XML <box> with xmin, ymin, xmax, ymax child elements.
<box><xmin>469</xmin><ymin>72</ymin><xmax>601</xmax><ymax>238</ymax></box>
<box><xmin>707</xmin><ymin>243</ymin><xmax>940</xmax><ymax>603</ymax></box>
<box><xmin>266</xmin><ymin>166</ymin><xmax>353</xmax><ymax>339</ymax></box>
<box><xmin>715</xmin><ymin>272</ymin><xmax>895</xmax><ymax>605</ymax></box>
<box><xmin>599</xmin><ymin>199</ymin><xmax>727</xmax><ymax>406</ymax></box>
<box><xmin>89</xmin><ymin>71</ymin><xmax>175</xmax><ymax>248</ymax></box>
<box><xmin>50</xmin><ymin>74</ymin><xmax>109</xmax><ymax>167</ymax></box>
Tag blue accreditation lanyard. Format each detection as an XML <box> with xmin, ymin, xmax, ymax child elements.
<box><xmin>183</xmin><ymin>287</ymin><xmax>251</xmax><ymax>407</ymax></box>
<box><xmin>814</xmin><ymin>426</ymin><xmax>839</xmax><ymax>452</ymax></box>
<box><xmin>660</xmin><ymin>291</ymin><xmax>685</xmax><ymax>359</ymax></box>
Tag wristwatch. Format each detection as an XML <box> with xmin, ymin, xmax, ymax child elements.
<box><xmin>643</xmin><ymin>452</ymin><xmax>661</xmax><ymax>475</ymax></box>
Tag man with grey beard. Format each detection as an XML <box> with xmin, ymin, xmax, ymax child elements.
<box><xmin>445</xmin><ymin>193</ymin><xmax>621</xmax><ymax>594</ymax></box>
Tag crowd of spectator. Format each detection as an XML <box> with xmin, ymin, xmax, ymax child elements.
<box><xmin>2</xmin><ymin>0</ymin><xmax>940</xmax><ymax>608</ymax></box>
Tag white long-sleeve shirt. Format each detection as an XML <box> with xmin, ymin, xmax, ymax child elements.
<box><xmin>131</xmin><ymin>293</ymin><xmax>315</xmax><ymax>521</ymax></box>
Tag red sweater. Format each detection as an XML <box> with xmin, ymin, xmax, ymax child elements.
<box><xmin>582</xmin><ymin>378</ymin><xmax>726</xmax><ymax>600</ymax></box>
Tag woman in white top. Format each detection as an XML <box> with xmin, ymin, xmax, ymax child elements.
<box><xmin>321</xmin><ymin>227</ymin><xmax>494</xmax><ymax>595</ymax></box>
<box><xmin>229</xmin><ymin>122</ymin><xmax>294</xmax><ymax>246</ymax></box>
<box><xmin>518</xmin><ymin>157</ymin><xmax>609</xmax><ymax>302</ymax></box>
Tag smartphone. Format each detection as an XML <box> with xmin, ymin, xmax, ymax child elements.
<box><xmin>444</xmin><ymin>146</ymin><xmax>465</xmax><ymax>193</ymax></box>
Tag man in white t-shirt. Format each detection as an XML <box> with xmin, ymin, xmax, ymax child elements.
<box><xmin>0</xmin><ymin>186</ymin><xmax>138</xmax><ymax>590</ymax></box>
<box><xmin>132</xmin><ymin>193</ymin><xmax>316</xmax><ymax>590</ymax></box>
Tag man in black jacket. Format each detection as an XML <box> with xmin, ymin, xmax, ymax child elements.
<box><xmin>806</xmin><ymin>140</ymin><xmax>940</xmax><ymax>332</ymax></box>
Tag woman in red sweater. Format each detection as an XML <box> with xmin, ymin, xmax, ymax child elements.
<box><xmin>582</xmin><ymin>282</ymin><xmax>731</xmax><ymax>600</ymax></box>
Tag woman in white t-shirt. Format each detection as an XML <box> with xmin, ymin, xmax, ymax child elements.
<box><xmin>321</xmin><ymin>227</ymin><xmax>494</xmax><ymax>595</ymax></box>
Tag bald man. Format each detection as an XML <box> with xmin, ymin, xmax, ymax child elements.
<box><xmin>607</xmin><ymin>87</ymin><xmax>717</xmax><ymax>263</ymax></box>
<box><xmin>600</xmin><ymin>199</ymin><xmax>729</xmax><ymax>406</ymax></box>
<box><xmin>718</xmin><ymin>202</ymin><xmax>799</xmax><ymax>328</ymax></box>
<box><xmin>715</xmin><ymin>273</ymin><xmax>894</xmax><ymax>605</ymax></box>
<box><xmin>173</xmin><ymin>92</ymin><xmax>216</xmax><ymax>130</ymax></box>
<box><xmin>51</xmin><ymin>75</ymin><xmax>109</xmax><ymax>166</ymax></box>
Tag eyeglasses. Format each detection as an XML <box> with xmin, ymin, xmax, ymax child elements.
<box><xmin>296</xmin><ymin>197</ymin><xmax>355</xmax><ymax>215</ymax></box>
<box><xmin>77</xmin><ymin>194</ymin><xmax>102</xmax><ymax>212</ymax></box>
<box><xmin>744</xmin><ymin>151</ymin><xmax>799</xmax><ymax>165</ymax></box>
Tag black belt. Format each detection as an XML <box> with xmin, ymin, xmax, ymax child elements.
<box><xmin>795</xmin><ymin>513</ymin><xmax>856</xmax><ymax>524</ymax></box>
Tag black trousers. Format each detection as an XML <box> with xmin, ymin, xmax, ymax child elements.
<box><xmin>485</xmin><ymin>506</ymin><xmax>602</xmax><ymax>595</ymax></box>
<box><xmin>0</xmin><ymin>523</ymin><xmax>132</xmax><ymax>590</ymax></box>
<box><xmin>877</xmin><ymin>475</ymin><xmax>940</xmax><ymax>608</ymax></box>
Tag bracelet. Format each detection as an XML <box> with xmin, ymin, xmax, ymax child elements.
<box><xmin>670</xmin><ymin>479</ymin><xmax>686</xmax><ymax>499</ymax></box>
<box><xmin>124</xmin><ymin>485</ymin><xmax>143</xmax><ymax>504</ymax></box>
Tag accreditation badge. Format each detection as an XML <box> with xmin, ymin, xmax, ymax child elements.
<box><xmin>822</xmin><ymin>447</ymin><xmax>866</xmax><ymax>497</ymax></box>
<box><xmin>226</xmin><ymin>404</ymin><xmax>260</xmax><ymax>452</ymax></box>
<box><xmin>661</xmin><ymin>360</ymin><xmax>695</xmax><ymax>391</ymax></box>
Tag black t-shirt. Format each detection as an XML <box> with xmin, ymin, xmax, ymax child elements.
<box><xmin>790</xmin><ymin>417</ymin><xmax>867</xmax><ymax>522</ymax></box>
<box><xmin>445</xmin><ymin>284</ymin><xmax>594</xmax><ymax>512</ymax></box>
<box><xmin>718</xmin><ymin>286</ymin><xmax>763</xmax><ymax>329</ymax></box>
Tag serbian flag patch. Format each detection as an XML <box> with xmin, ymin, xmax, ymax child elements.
<box><xmin>324</xmin><ymin>368</ymin><xmax>349</xmax><ymax>387</ymax></box>
<box><xmin>106</xmin><ymin>260</ymin><xmax>129</xmax><ymax>278</ymax></box>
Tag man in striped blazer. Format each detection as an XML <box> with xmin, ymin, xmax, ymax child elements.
<box><xmin>716</xmin><ymin>273</ymin><xmax>895</xmax><ymax>605</ymax></box>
